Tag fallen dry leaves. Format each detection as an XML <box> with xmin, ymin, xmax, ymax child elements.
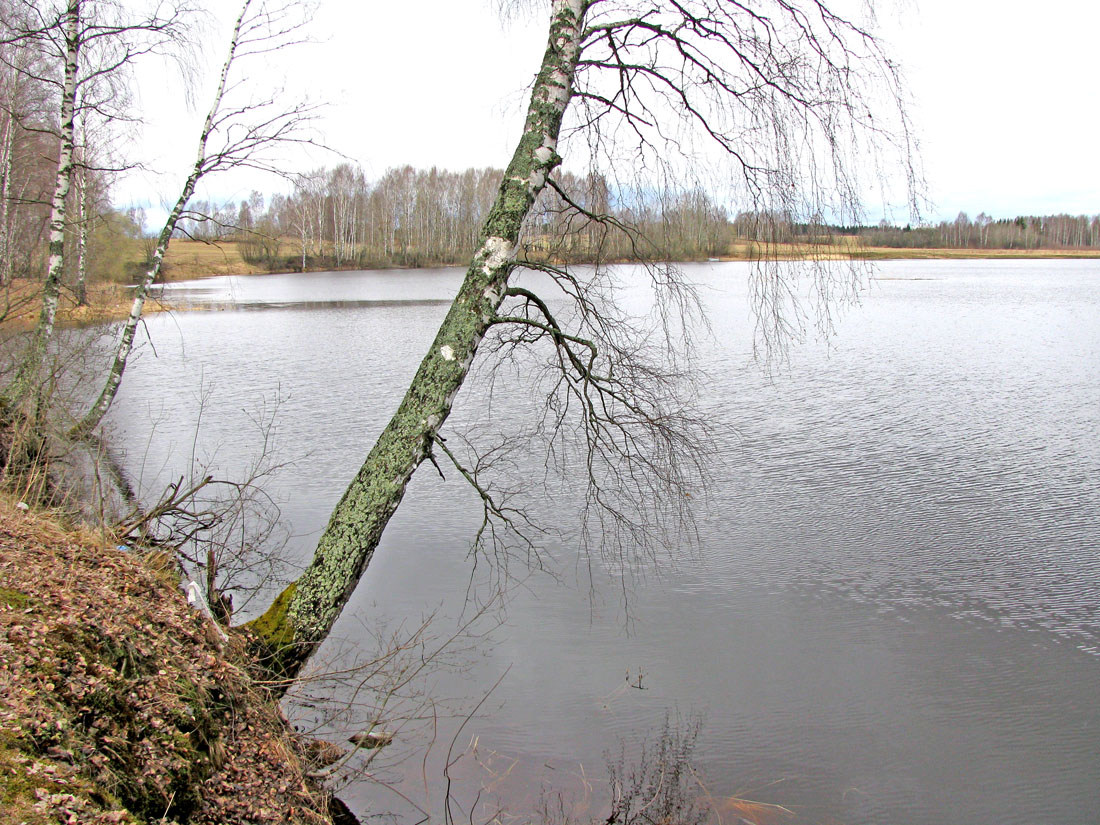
<box><xmin>0</xmin><ymin>498</ymin><xmax>338</xmax><ymax>825</ymax></box>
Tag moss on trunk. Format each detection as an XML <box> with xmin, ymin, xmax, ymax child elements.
<box><xmin>251</xmin><ymin>0</ymin><xmax>590</xmax><ymax>682</ymax></box>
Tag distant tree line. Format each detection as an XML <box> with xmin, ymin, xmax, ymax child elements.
<box><xmin>176</xmin><ymin>163</ymin><xmax>732</xmax><ymax>270</ymax></box>
<box><xmin>182</xmin><ymin>164</ymin><xmax>1100</xmax><ymax>274</ymax></box>
<box><xmin>6</xmin><ymin>69</ymin><xmax>1096</xmax><ymax>292</ymax></box>
<box><xmin>850</xmin><ymin>212</ymin><xmax>1100</xmax><ymax>250</ymax></box>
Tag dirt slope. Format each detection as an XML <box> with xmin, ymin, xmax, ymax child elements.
<box><xmin>0</xmin><ymin>498</ymin><xmax>339</xmax><ymax>825</ymax></box>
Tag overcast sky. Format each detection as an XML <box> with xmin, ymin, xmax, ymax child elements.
<box><xmin>119</xmin><ymin>0</ymin><xmax>1100</xmax><ymax>225</ymax></box>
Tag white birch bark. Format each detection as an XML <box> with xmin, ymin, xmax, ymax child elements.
<box><xmin>71</xmin><ymin>0</ymin><xmax>252</xmax><ymax>436</ymax></box>
<box><xmin>0</xmin><ymin>103</ymin><xmax>13</xmax><ymax>288</ymax></box>
<box><xmin>75</xmin><ymin>145</ymin><xmax>89</xmax><ymax>306</ymax></box>
<box><xmin>250</xmin><ymin>0</ymin><xmax>590</xmax><ymax>680</ymax></box>
<box><xmin>0</xmin><ymin>48</ymin><xmax>18</xmax><ymax>288</ymax></box>
<box><xmin>297</xmin><ymin>207</ymin><xmax>307</xmax><ymax>270</ymax></box>
<box><xmin>2</xmin><ymin>0</ymin><xmax>80</xmax><ymax>410</ymax></box>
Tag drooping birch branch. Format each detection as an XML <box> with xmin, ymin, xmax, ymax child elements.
<box><xmin>249</xmin><ymin>0</ymin><xmax>918</xmax><ymax>684</ymax></box>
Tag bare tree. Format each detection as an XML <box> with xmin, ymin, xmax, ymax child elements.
<box><xmin>0</xmin><ymin>24</ymin><xmax>65</xmax><ymax>298</ymax></box>
<box><xmin>73</xmin><ymin>113</ymin><xmax>93</xmax><ymax>305</ymax></box>
<box><xmin>248</xmin><ymin>0</ymin><xmax>917</xmax><ymax>683</ymax></box>
<box><xmin>1</xmin><ymin>0</ymin><xmax>79</xmax><ymax>413</ymax></box>
<box><xmin>0</xmin><ymin>0</ymin><xmax>193</xmax><ymax>415</ymax></box>
<box><xmin>71</xmin><ymin>0</ymin><xmax>320</xmax><ymax>437</ymax></box>
<box><xmin>0</xmin><ymin>25</ymin><xmax>44</xmax><ymax>288</ymax></box>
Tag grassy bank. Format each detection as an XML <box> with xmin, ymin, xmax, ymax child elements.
<box><xmin>0</xmin><ymin>495</ymin><xmax>344</xmax><ymax>825</ymax></box>
<box><xmin>3</xmin><ymin>238</ymin><xmax>1094</xmax><ymax>331</ymax></box>
<box><xmin>847</xmin><ymin>244</ymin><xmax>1100</xmax><ymax>260</ymax></box>
<box><xmin>0</xmin><ymin>281</ymin><xmax>161</xmax><ymax>330</ymax></box>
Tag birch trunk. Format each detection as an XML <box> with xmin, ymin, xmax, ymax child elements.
<box><xmin>299</xmin><ymin>213</ymin><xmax>307</xmax><ymax>271</ymax></box>
<box><xmin>75</xmin><ymin>156</ymin><xmax>89</xmax><ymax>306</ymax></box>
<box><xmin>0</xmin><ymin>109</ymin><xmax>13</xmax><ymax>288</ymax></box>
<box><xmin>71</xmin><ymin>0</ymin><xmax>252</xmax><ymax>437</ymax></box>
<box><xmin>0</xmin><ymin>54</ymin><xmax>18</xmax><ymax>289</ymax></box>
<box><xmin>2</xmin><ymin>0</ymin><xmax>79</xmax><ymax>410</ymax></box>
<box><xmin>249</xmin><ymin>0</ymin><xmax>589</xmax><ymax>680</ymax></box>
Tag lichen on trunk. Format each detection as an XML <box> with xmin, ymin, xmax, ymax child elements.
<box><xmin>249</xmin><ymin>0</ymin><xmax>590</xmax><ymax>682</ymax></box>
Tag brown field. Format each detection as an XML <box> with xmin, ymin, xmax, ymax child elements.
<box><xmin>161</xmin><ymin>240</ymin><xmax>267</xmax><ymax>279</ymax></box>
<box><xmin>716</xmin><ymin>237</ymin><xmax>1100</xmax><ymax>261</ymax></box>
<box><xmin>842</xmin><ymin>245</ymin><xmax>1100</xmax><ymax>260</ymax></box>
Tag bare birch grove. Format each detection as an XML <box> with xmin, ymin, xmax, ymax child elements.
<box><xmin>0</xmin><ymin>0</ymin><xmax>192</xmax><ymax>415</ymax></box>
<box><xmin>1</xmin><ymin>0</ymin><xmax>79</xmax><ymax>412</ymax></box>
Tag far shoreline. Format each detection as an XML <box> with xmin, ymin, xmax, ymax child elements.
<box><xmin>4</xmin><ymin>243</ymin><xmax>1095</xmax><ymax>330</ymax></box>
<box><xmin>153</xmin><ymin>239</ymin><xmax>1100</xmax><ymax>284</ymax></box>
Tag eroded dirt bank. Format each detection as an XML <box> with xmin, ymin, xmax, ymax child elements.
<box><xmin>0</xmin><ymin>497</ymin><xmax>345</xmax><ymax>825</ymax></box>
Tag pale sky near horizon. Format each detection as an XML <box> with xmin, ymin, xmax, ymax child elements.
<box><xmin>118</xmin><ymin>0</ymin><xmax>1100</xmax><ymax>226</ymax></box>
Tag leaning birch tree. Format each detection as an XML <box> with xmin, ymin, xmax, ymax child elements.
<box><xmin>71</xmin><ymin>0</ymin><xmax>320</xmax><ymax>438</ymax></box>
<box><xmin>250</xmin><ymin>0</ymin><xmax>590</xmax><ymax>678</ymax></box>
<box><xmin>249</xmin><ymin>0</ymin><xmax>918</xmax><ymax>681</ymax></box>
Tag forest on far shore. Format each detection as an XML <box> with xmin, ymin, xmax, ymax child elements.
<box><xmin>176</xmin><ymin>165</ymin><xmax>1100</xmax><ymax>273</ymax></box>
<box><xmin>5</xmin><ymin>123</ymin><xmax>1100</xmax><ymax>285</ymax></box>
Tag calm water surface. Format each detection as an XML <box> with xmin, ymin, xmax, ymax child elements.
<box><xmin>111</xmin><ymin>260</ymin><xmax>1100</xmax><ymax>824</ymax></box>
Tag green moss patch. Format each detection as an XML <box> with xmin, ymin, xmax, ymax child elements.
<box><xmin>0</xmin><ymin>585</ymin><xmax>34</xmax><ymax>610</ymax></box>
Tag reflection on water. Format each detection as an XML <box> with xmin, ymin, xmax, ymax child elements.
<box><xmin>150</xmin><ymin>266</ymin><xmax>467</xmax><ymax>307</ymax></box>
<box><xmin>110</xmin><ymin>260</ymin><xmax>1100</xmax><ymax>825</ymax></box>
<box><xmin>160</xmin><ymin>299</ymin><xmax>453</xmax><ymax>312</ymax></box>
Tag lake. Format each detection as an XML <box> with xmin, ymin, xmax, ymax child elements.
<box><xmin>105</xmin><ymin>259</ymin><xmax>1100</xmax><ymax>825</ymax></box>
